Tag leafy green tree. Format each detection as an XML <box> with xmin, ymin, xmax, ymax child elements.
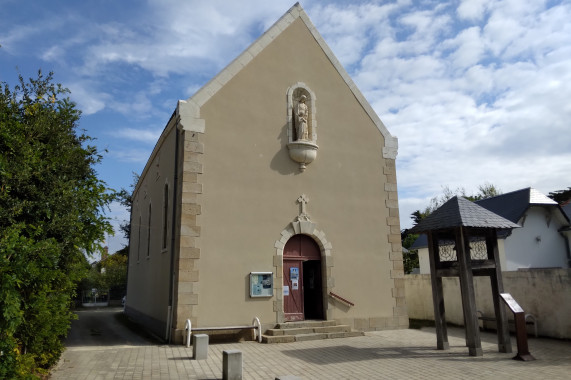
<box><xmin>0</xmin><ymin>71</ymin><xmax>113</xmax><ymax>378</ymax></box>
<box><xmin>79</xmin><ymin>253</ymin><xmax>128</xmax><ymax>300</ymax></box>
<box><xmin>115</xmin><ymin>173</ymin><xmax>139</xmax><ymax>257</ymax></box>
<box><xmin>401</xmin><ymin>183</ymin><xmax>501</xmax><ymax>274</ymax></box>
<box><xmin>411</xmin><ymin>183</ymin><xmax>501</xmax><ymax>225</ymax></box>
<box><xmin>101</xmin><ymin>253</ymin><xmax>128</xmax><ymax>290</ymax></box>
<box><xmin>548</xmin><ymin>187</ymin><xmax>571</xmax><ymax>204</ymax></box>
<box><xmin>466</xmin><ymin>183</ymin><xmax>502</xmax><ymax>201</ymax></box>
<box><xmin>401</xmin><ymin>232</ymin><xmax>419</xmax><ymax>274</ymax></box>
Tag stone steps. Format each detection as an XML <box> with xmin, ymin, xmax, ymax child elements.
<box><xmin>261</xmin><ymin>321</ymin><xmax>364</xmax><ymax>344</ymax></box>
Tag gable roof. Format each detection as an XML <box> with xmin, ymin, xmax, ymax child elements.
<box><xmin>475</xmin><ymin>187</ymin><xmax>562</xmax><ymax>224</ymax></box>
<box><xmin>410</xmin><ymin>188</ymin><xmax>570</xmax><ymax>249</ymax></box>
<box><xmin>176</xmin><ymin>2</ymin><xmax>398</xmax><ymax>159</ymax></box>
<box><xmin>410</xmin><ymin>196</ymin><xmax>520</xmax><ymax>234</ymax></box>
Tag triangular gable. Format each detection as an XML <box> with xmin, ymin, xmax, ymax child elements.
<box><xmin>177</xmin><ymin>2</ymin><xmax>398</xmax><ymax>159</ymax></box>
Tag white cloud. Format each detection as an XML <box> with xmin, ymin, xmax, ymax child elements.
<box><xmin>112</xmin><ymin>148</ymin><xmax>154</xmax><ymax>163</ymax></box>
<box><xmin>67</xmin><ymin>82</ymin><xmax>108</xmax><ymax>115</ymax></box>
<box><xmin>113</xmin><ymin>128</ymin><xmax>162</xmax><ymax>143</ymax></box>
<box><xmin>457</xmin><ymin>0</ymin><xmax>490</xmax><ymax>21</ymax></box>
<box><xmin>3</xmin><ymin>0</ymin><xmax>570</xmax><ymax>233</ymax></box>
<box><xmin>328</xmin><ymin>0</ymin><xmax>571</xmax><ymax>231</ymax></box>
<box><xmin>308</xmin><ymin>1</ymin><xmax>404</xmax><ymax>66</ymax></box>
<box><xmin>444</xmin><ymin>26</ymin><xmax>486</xmax><ymax>68</ymax></box>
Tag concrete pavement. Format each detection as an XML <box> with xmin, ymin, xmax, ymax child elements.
<box><xmin>51</xmin><ymin>319</ymin><xmax>570</xmax><ymax>379</ymax></box>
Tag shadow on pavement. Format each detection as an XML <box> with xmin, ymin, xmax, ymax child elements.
<box><xmin>64</xmin><ymin>307</ymin><xmax>161</xmax><ymax>347</ymax></box>
<box><xmin>280</xmin><ymin>344</ymin><xmax>487</xmax><ymax>364</ymax></box>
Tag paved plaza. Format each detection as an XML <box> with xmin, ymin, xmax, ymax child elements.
<box><xmin>52</xmin><ymin>323</ymin><xmax>570</xmax><ymax>379</ymax></box>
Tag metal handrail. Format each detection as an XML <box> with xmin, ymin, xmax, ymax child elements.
<box><xmin>329</xmin><ymin>292</ymin><xmax>355</xmax><ymax>307</ymax></box>
<box><xmin>184</xmin><ymin>316</ymin><xmax>262</xmax><ymax>346</ymax></box>
<box><xmin>185</xmin><ymin>319</ymin><xmax>192</xmax><ymax>347</ymax></box>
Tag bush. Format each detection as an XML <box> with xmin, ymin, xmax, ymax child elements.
<box><xmin>0</xmin><ymin>71</ymin><xmax>113</xmax><ymax>378</ymax></box>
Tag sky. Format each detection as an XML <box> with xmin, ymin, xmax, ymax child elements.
<box><xmin>2</xmin><ymin>0</ymin><xmax>570</xmax><ymax>255</ymax></box>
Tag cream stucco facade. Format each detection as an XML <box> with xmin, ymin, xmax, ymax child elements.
<box><xmin>126</xmin><ymin>3</ymin><xmax>406</xmax><ymax>343</ymax></box>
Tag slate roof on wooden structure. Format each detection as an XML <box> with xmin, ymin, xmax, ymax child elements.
<box><xmin>409</xmin><ymin>196</ymin><xmax>520</xmax><ymax>234</ymax></box>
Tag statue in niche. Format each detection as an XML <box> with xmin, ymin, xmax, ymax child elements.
<box><xmin>287</xmin><ymin>85</ymin><xmax>318</xmax><ymax>171</ymax></box>
<box><xmin>296</xmin><ymin>95</ymin><xmax>309</xmax><ymax>141</ymax></box>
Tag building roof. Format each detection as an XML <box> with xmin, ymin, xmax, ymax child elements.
<box><xmin>410</xmin><ymin>187</ymin><xmax>570</xmax><ymax>249</ymax></box>
<box><xmin>475</xmin><ymin>187</ymin><xmax>558</xmax><ymax>224</ymax></box>
<box><xmin>410</xmin><ymin>196</ymin><xmax>520</xmax><ymax>234</ymax></box>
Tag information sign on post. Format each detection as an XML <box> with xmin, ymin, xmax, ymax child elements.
<box><xmin>500</xmin><ymin>293</ymin><xmax>535</xmax><ymax>361</ymax></box>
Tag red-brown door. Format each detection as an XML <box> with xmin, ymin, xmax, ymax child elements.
<box><xmin>283</xmin><ymin>260</ymin><xmax>304</xmax><ymax>321</ymax></box>
<box><xmin>283</xmin><ymin>235</ymin><xmax>322</xmax><ymax>322</ymax></box>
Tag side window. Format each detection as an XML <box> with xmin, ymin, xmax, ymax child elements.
<box><xmin>137</xmin><ymin>216</ymin><xmax>141</xmax><ymax>262</ymax></box>
<box><xmin>147</xmin><ymin>203</ymin><xmax>152</xmax><ymax>258</ymax></box>
<box><xmin>162</xmin><ymin>184</ymin><xmax>169</xmax><ymax>250</ymax></box>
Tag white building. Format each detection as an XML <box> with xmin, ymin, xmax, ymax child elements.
<box><xmin>413</xmin><ymin>188</ymin><xmax>571</xmax><ymax>273</ymax></box>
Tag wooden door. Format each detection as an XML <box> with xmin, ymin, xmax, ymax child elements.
<box><xmin>283</xmin><ymin>235</ymin><xmax>322</xmax><ymax>321</ymax></box>
<box><xmin>283</xmin><ymin>260</ymin><xmax>304</xmax><ymax>321</ymax></box>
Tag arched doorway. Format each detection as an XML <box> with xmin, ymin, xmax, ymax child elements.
<box><xmin>283</xmin><ymin>234</ymin><xmax>324</xmax><ymax>321</ymax></box>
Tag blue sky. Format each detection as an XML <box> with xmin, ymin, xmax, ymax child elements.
<box><xmin>2</xmin><ymin>0</ymin><xmax>570</xmax><ymax>254</ymax></box>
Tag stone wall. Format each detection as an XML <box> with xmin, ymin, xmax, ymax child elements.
<box><xmin>405</xmin><ymin>269</ymin><xmax>571</xmax><ymax>339</ymax></box>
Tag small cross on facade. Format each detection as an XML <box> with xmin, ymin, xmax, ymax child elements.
<box><xmin>297</xmin><ymin>194</ymin><xmax>309</xmax><ymax>215</ymax></box>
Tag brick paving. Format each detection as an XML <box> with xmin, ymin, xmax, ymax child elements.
<box><xmin>51</xmin><ymin>327</ymin><xmax>570</xmax><ymax>379</ymax></box>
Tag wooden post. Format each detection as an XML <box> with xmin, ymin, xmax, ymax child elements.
<box><xmin>455</xmin><ymin>227</ymin><xmax>482</xmax><ymax>356</ymax></box>
<box><xmin>428</xmin><ymin>232</ymin><xmax>449</xmax><ymax>350</ymax></box>
<box><xmin>487</xmin><ymin>230</ymin><xmax>512</xmax><ymax>353</ymax></box>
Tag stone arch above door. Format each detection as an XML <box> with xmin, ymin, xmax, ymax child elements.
<box><xmin>273</xmin><ymin>221</ymin><xmax>334</xmax><ymax>323</ymax></box>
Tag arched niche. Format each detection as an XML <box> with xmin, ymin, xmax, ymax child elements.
<box><xmin>286</xmin><ymin>83</ymin><xmax>318</xmax><ymax>171</ymax></box>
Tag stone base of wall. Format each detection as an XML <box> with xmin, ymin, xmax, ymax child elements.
<box><xmin>172</xmin><ymin>328</ymin><xmax>254</xmax><ymax>345</ymax></box>
<box><xmin>124</xmin><ymin>305</ymin><xmax>168</xmax><ymax>342</ymax></box>
<box><xmin>405</xmin><ymin>269</ymin><xmax>571</xmax><ymax>339</ymax></box>
<box><xmin>337</xmin><ymin>316</ymin><xmax>409</xmax><ymax>331</ymax></box>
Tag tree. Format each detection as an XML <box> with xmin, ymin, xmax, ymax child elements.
<box><xmin>467</xmin><ymin>183</ymin><xmax>502</xmax><ymax>201</ymax></box>
<box><xmin>401</xmin><ymin>183</ymin><xmax>502</xmax><ymax>274</ymax></box>
<box><xmin>115</xmin><ymin>173</ymin><xmax>139</xmax><ymax>257</ymax></box>
<box><xmin>0</xmin><ymin>71</ymin><xmax>113</xmax><ymax>378</ymax></box>
<box><xmin>411</xmin><ymin>183</ymin><xmax>502</xmax><ymax>225</ymax></box>
<box><xmin>79</xmin><ymin>253</ymin><xmax>128</xmax><ymax>301</ymax></box>
<box><xmin>401</xmin><ymin>231</ymin><xmax>419</xmax><ymax>274</ymax></box>
<box><xmin>548</xmin><ymin>187</ymin><xmax>571</xmax><ymax>204</ymax></box>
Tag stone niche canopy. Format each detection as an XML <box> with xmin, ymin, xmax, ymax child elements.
<box><xmin>287</xmin><ymin>83</ymin><xmax>318</xmax><ymax>171</ymax></box>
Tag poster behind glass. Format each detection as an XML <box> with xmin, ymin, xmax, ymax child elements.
<box><xmin>250</xmin><ymin>272</ymin><xmax>273</xmax><ymax>297</ymax></box>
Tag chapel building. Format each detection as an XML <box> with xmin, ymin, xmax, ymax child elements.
<box><xmin>125</xmin><ymin>3</ymin><xmax>407</xmax><ymax>343</ymax></box>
